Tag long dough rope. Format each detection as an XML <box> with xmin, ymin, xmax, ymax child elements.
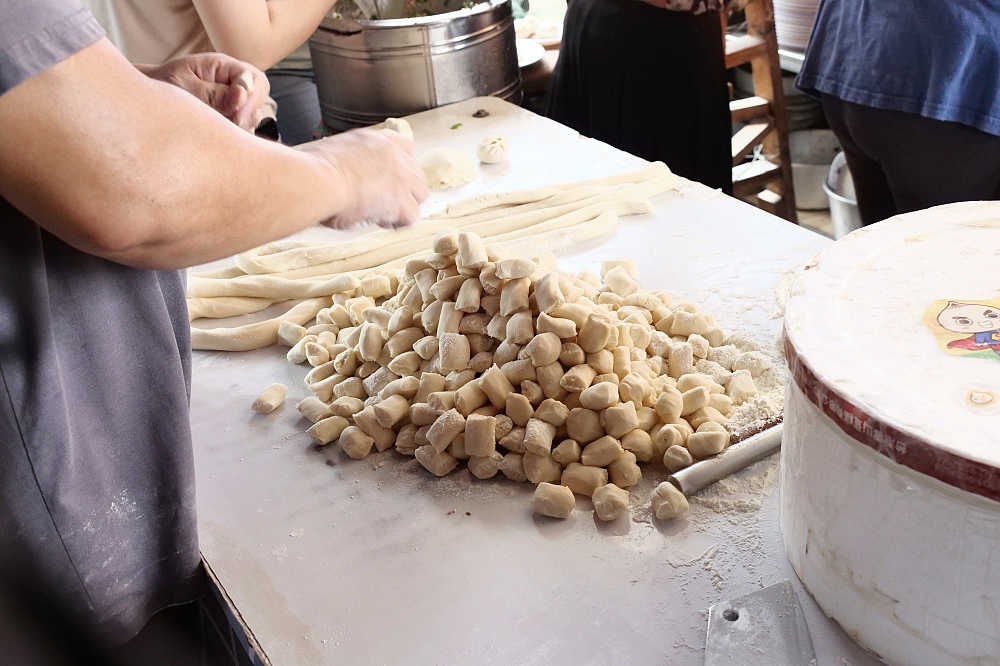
<box><xmin>188</xmin><ymin>296</ymin><xmax>276</xmax><ymax>321</ymax></box>
<box><xmin>233</xmin><ymin>184</ymin><xmax>631</xmax><ymax>276</ymax></box>
<box><xmin>548</xmin><ymin>161</ymin><xmax>675</xmax><ymax>191</ymax></box>
<box><xmin>427</xmin><ymin>161</ymin><xmax>671</xmax><ymax>217</ymax></box>
<box><xmin>190</xmin><ymin>297</ymin><xmax>331</xmax><ymax>351</ymax></box>
<box><xmin>197</xmin><ymin>164</ymin><xmax>677</xmax><ymax>281</ymax></box>
<box><xmin>439</xmin><ymin>175</ymin><xmax>674</xmax><ymax>229</ymax></box>
<box><xmin>188</xmin><ymin>208</ymin><xmax>632</xmax><ymax>326</ymax></box>
<box><xmin>191</xmin><ymin>265</ymin><xmax>246</xmax><ymax>279</ymax></box>
<box><xmin>187</xmin><ymin>273</ymin><xmax>360</xmax><ymax>300</ymax></box>
<box><xmin>362</xmin><ymin>209</ymin><xmax>625</xmax><ymax>281</ymax></box>
<box><xmin>237</xmin><ymin>176</ymin><xmax>674</xmax><ymax>282</ymax></box>
<box><xmin>423</xmin><ymin>187</ymin><xmax>562</xmax><ymax>220</ymax></box>
<box><xmin>498</xmin><ymin>210</ymin><xmax>620</xmax><ymax>256</ymax></box>
<box><xmin>415</xmin><ymin>183</ymin><xmax>632</xmax><ymax>227</ymax></box>
<box><xmin>258</xmin><ymin>197</ymin><xmax>655</xmax><ymax>281</ymax></box>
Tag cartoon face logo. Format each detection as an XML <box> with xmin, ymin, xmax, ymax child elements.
<box><xmin>923</xmin><ymin>298</ymin><xmax>1000</xmax><ymax>360</ymax></box>
<box><xmin>966</xmin><ymin>390</ymin><xmax>998</xmax><ymax>408</ymax></box>
<box><xmin>937</xmin><ymin>302</ymin><xmax>1000</xmax><ymax>334</ymax></box>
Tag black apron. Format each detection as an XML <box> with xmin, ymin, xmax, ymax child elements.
<box><xmin>545</xmin><ymin>0</ymin><xmax>732</xmax><ymax>193</ymax></box>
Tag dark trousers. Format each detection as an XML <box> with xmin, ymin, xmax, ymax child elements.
<box><xmin>544</xmin><ymin>0</ymin><xmax>732</xmax><ymax>193</ymax></box>
<box><xmin>822</xmin><ymin>94</ymin><xmax>1000</xmax><ymax>225</ymax></box>
<box><xmin>267</xmin><ymin>69</ymin><xmax>323</xmax><ymax>146</ymax></box>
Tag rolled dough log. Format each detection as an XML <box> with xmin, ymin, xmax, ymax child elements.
<box><xmin>497</xmin><ymin>211</ymin><xmax>619</xmax><ymax>256</ymax></box>
<box><xmin>233</xmin><ymin>171</ymin><xmax>673</xmax><ymax>278</ymax></box>
<box><xmin>187</xmin><ymin>296</ymin><xmax>276</xmax><ymax>321</ymax></box>
<box><xmin>435</xmin><ymin>174</ymin><xmax>675</xmax><ymax>229</ymax></box>
<box><xmin>189</xmin><ymin>265</ymin><xmax>246</xmax><ymax>279</ymax></box>
<box><xmin>257</xmin><ymin>195</ymin><xmax>658</xmax><ymax>281</ymax></box>
<box><xmin>424</xmin><ymin>187</ymin><xmax>561</xmax><ymax>220</ymax></box>
<box><xmin>191</xmin><ymin>297</ymin><xmax>331</xmax><ymax>351</ymax></box>
<box><xmin>425</xmin><ymin>183</ymin><xmax>628</xmax><ymax>226</ymax></box>
<box><xmin>187</xmin><ymin>273</ymin><xmax>359</xmax><ymax>299</ymax></box>
<box><xmin>258</xmin><ymin>179</ymin><xmax>673</xmax><ymax>279</ymax></box>
<box><xmin>549</xmin><ymin>161</ymin><xmax>676</xmax><ymax>191</ymax></box>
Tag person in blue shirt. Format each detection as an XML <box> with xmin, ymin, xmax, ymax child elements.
<box><xmin>797</xmin><ymin>1</ymin><xmax>1000</xmax><ymax>225</ymax></box>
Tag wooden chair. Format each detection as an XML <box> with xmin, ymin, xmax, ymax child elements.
<box><xmin>723</xmin><ymin>0</ymin><xmax>799</xmax><ymax>223</ymax></box>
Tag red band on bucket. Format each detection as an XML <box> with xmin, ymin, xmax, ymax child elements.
<box><xmin>785</xmin><ymin>336</ymin><xmax>1000</xmax><ymax>503</ymax></box>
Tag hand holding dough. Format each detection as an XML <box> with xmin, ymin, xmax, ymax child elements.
<box><xmin>476</xmin><ymin>136</ymin><xmax>510</xmax><ymax>164</ymax></box>
<box><xmin>418</xmin><ymin>148</ymin><xmax>478</xmax><ymax>190</ymax></box>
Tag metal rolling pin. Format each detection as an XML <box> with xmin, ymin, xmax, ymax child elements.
<box><xmin>667</xmin><ymin>423</ymin><xmax>783</xmax><ymax>496</ymax></box>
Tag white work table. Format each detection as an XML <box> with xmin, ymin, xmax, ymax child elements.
<box><xmin>190</xmin><ymin>98</ymin><xmax>881</xmax><ymax>666</ymax></box>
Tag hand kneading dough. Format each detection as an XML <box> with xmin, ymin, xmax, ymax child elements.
<box><xmin>418</xmin><ymin>148</ymin><xmax>478</xmax><ymax>190</ymax></box>
<box><xmin>383</xmin><ymin>117</ymin><xmax>413</xmax><ymax>141</ymax></box>
<box><xmin>476</xmin><ymin>135</ymin><xmax>510</xmax><ymax>164</ymax></box>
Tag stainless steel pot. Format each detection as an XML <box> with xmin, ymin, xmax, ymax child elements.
<box><xmin>309</xmin><ymin>0</ymin><xmax>521</xmax><ymax>131</ymax></box>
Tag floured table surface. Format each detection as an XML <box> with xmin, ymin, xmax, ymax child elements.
<box><xmin>191</xmin><ymin>98</ymin><xmax>880</xmax><ymax>665</ymax></box>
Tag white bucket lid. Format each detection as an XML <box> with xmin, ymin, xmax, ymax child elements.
<box><xmin>784</xmin><ymin>201</ymin><xmax>1000</xmax><ymax>501</ymax></box>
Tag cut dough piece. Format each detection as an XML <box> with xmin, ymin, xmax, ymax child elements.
<box><xmin>592</xmin><ymin>483</ymin><xmax>629</xmax><ymax>521</ymax></box>
<box><xmin>251</xmin><ymin>383</ymin><xmax>287</xmax><ymax>413</ymax></box>
<box><xmin>476</xmin><ymin>135</ymin><xmax>510</xmax><ymax>164</ymax></box>
<box><xmin>651</xmin><ymin>481</ymin><xmax>689</xmax><ymax>520</ymax></box>
<box><xmin>531</xmin><ymin>482</ymin><xmax>575</xmax><ymax>519</ymax></box>
<box><xmin>418</xmin><ymin>148</ymin><xmax>478</xmax><ymax>190</ymax></box>
<box><xmin>383</xmin><ymin>117</ymin><xmax>413</xmax><ymax>141</ymax></box>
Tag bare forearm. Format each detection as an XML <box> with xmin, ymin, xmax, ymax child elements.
<box><xmin>0</xmin><ymin>40</ymin><xmax>344</xmax><ymax>270</ymax></box>
<box><xmin>193</xmin><ymin>0</ymin><xmax>335</xmax><ymax>70</ymax></box>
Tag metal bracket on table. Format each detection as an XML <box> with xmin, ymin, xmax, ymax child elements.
<box><xmin>705</xmin><ymin>579</ymin><xmax>816</xmax><ymax>666</ymax></box>
<box><xmin>668</xmin><ymin>424</ymin><xmax>783</xmax><ymax>496</ymax></box>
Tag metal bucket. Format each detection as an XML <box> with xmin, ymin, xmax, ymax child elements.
<box><xmin>789</xmin><ymin>129</ymin><xmax>840</xmax><ymax>210</ymax></box>
<box><xmin>823</xmin><ymin>151</ymin><xmax>863</xmax><ymax>239</ymax></box>
<box><xmin>310</xmin><ymin>0</ymin><xmax>521</xmax><ymax>131</ymax></box>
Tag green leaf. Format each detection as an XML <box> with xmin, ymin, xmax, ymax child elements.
<box><xmin>451</xmin><ymin>123</ymin><xmax>463</xmax><ymax>130</ymax></box>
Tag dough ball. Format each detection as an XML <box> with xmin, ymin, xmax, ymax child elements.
<box><xmin>383</xmin><ymin>117</ymin><xmax>413</xmax><ymax>141</ymax></box>
<box><xmin>418</xmin><ymin>148</ymin><xmax>479</xmax><ymax>190</ymax></box>
<box><xmin>532</xmin><ymin>20</ymin><xmax>560</xmax><ymax>39</ymax></box>
<box><xmin>514</xmin><ymin>16</ymin><xmax>539</xmax><ymax>39</ymax></box>
<box><xmin>476</xmin><ymin>135</ymin><xmax>510</xmax><ymax>164</ymax></box>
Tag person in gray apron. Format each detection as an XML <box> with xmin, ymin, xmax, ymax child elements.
<box><xmin>0</xmin><ymin>0</ymin><xmax>427</xmax><ymax>649</ymax></box>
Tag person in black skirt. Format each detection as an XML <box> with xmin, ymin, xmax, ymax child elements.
<box><xmin>545</xmin><ymin>0</ymin><xmax>732</xmax><ymax>193</ymax></box>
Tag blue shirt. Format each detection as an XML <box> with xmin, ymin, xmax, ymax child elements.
<box><xmin>796</xmin><ymin>0</ymin><xmax>1000</xmax><ymax>137</ymax></box>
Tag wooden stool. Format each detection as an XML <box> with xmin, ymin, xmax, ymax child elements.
<box><xmin>724</xmin><ymin>0</ymin><xmax>799</xmax><ymax>223</ymax></box>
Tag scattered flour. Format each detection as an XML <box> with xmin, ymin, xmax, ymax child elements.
<box><xmin>701</xmin><ymin>546</ymin><xmax>724</xmax><ymax>591</ymax></box>
<box><xmin>726</xmin><ymin>355</ymin><xmax>785</xmax><ymax>442</ymax></box>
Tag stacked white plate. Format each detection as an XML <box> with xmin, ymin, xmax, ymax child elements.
<box><xmin>773</xmin><ymin>0</ymin><xmax>820</xmax><ymax>51</ymax></box>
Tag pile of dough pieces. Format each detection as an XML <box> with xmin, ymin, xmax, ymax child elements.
<box><xmin>264</xmin><ymin>228</ymin><xmax>770</xmax><ymax>524</ymax></box>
